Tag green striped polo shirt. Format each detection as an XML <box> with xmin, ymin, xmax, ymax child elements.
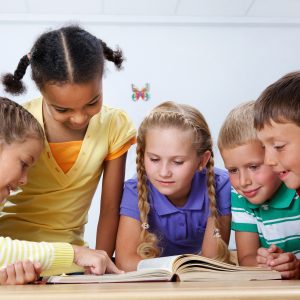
<box><xmin>231</xmin><ymin>183</ymin><xmax>300</xmax><ymax>258</ymax></box>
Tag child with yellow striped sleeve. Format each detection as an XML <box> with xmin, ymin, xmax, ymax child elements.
<box><xmin>0</xmin><ymin>97</ymin><xmax>122</xmax><ymax>285</ymax></box>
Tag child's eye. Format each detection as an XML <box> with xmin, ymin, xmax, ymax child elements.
<box><xmin>55</xmin><ymin>108</ymin><xmax>68</xmax><ymax>113</ymax></box>
<box><xmin>174</xmin><ymin>161</ymin><xmax>184</xmax><ymax>165</ymax></box>
<box><xmin>249</xmin><ymin>165</ymin><xmax>259</xmax><ymax>171</ymax></box>
<box><xmin>150</xmin><ymin>158</ymin><xmax>159</xmax><ymax>163</ymax></box>
<box><xmin>274</xmin><ymin>144</ymin><xmax>285</xmax><ymax>151</ymax></box>
<box><xmin>228</xmin><ymin>168</ymin><xmax>238</xmax><ymax>174</ymax></box>
<box><xmin>87</xmin><ymin>101</ymin><xmax>98</xmax><ymax>107</ymax></box>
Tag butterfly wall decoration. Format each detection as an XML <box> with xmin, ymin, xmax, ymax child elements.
<box><xmin>131</xmin><ymin>83</ymin><xmax>150</xmax><ymax>101</ymax></box>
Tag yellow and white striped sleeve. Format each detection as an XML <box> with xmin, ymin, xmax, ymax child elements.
<box><xmin>0</xmin><ymin>237</ymin><xmax>74</xmax><ymax>270</ymax></box>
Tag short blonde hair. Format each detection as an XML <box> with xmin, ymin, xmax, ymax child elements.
<box><xmin>218</xmin><ymin>101</ymin><xmax>257</xmax><ymax>151</ymax></box>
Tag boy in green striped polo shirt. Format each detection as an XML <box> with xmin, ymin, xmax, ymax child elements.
<box><xmin>218</xmin><ymin>101</ymin><xmax>300</xmax><ymax>279</ymax></box>
<box><xmin>254</xmin><ymin>71</ymin><xmax>300</xmax><ymax>279</ymax></box>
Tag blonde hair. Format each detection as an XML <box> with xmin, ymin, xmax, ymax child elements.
<box><xmin>0</xmin><ymin>97</ymin><xmax>44</xmax><ymax>144</ymax></box>
<box><xmin>218</xmin><ymin>101</ymin><xmax>257</xmax><ymax>151</ymax></box>
<box><xmin>136</xmin><ymin>101</ymin><xmax>231</xmax><ymax>263</ymax></box>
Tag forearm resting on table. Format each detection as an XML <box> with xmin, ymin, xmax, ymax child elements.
<box><xmin>238</xmin><ymin>254</ymin><xmax>258</xmax><ymax>266</ymax></box>
<box><xmin>115</xmin><ymin>253</ymin><xmax>142</xmax><ymax>272</ymax></box>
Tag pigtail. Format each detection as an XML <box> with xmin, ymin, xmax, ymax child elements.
<box><xmin>2</xmin><ymin>26</ymin><xmax>125</xmax><ymax>91</ymax></box>
<box><xmin>206</xmin><ymin>155</ymin><xmax>232</xmax><ymax>264</ymax></box>
<box><xmin>136</xmin><ymin>134</ymin><xmax>160</xmax><ymax>259</ymax></box>
<box><xmin>100</xmin><ymin>40</ymin><xmax>124</xmax><ymax>70</ymax></box>
<box><xmin>2</xmin><ymin>54</ymin><xmax>29</xmax><ymax>95</ymax></box>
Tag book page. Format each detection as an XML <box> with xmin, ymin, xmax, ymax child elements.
<box><xmin>137</xmin><ymin>255</ymin><xmax>180</xmax><ymax>272</ymax></box>
<box><xmin>170</xmin><ymin>254</ymin><xmax>281</xmax><ymax>281</ymax></box>
<box><xmin>47</xmin><ymin>269</ymin><xmax>173</xmax><ymax>284</ymax></box>
<box><xmin>46</xmin><ymin>254</ymin><xmax>281</xmax><ymax>284</ymax></box>
<box><xmin>173</xmin><ymin>255</ymin><xmax>270</xmax><ymax>273</ymax></box>
<box><xmin>179</xmin><ymin>269</ymin><xmax>281</xmax><ymax>282</ymax></box>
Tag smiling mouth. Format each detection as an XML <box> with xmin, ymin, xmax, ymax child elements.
<box><xmin>9</xmin><ymin>186</ymin><xmax>23</xmax><ymax>196</ymax></box>
<box><xmin>5</xmin><ymin>185</ymin><xmax>10</xmax><ymax>196</ymax></box>
<box><xmin>69</xmin><ymin>124</ymin><xmax>88</xmax><ymax>130</ymax></box>
<box><xmin>6</xmin><ymin>185</ymin><xmax>22</xmax><ymax>196</ymax></box>
<box><xmin>242</xmin><ymin>187</ymin><xmax>260</xmax><ymax>198</ymax></box>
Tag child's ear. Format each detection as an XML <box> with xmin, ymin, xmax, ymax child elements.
<box><xmin>199</xmin><ymin>150</ymin><xmax>211</xmax><ymax>170</ymax></box>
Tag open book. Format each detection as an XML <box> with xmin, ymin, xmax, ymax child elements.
<box><xmin>46</xmin><ymin>254</ymin><xmax>281</xmax><ymax>284</ymax></box>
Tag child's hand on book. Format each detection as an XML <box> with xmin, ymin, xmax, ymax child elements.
<box><xmin>257</xmin><ymin>245</ymin><xmax>300</xmax><ymax>279</ymax></box>
<box><xmin>0</xmin><ymin>260</ymin><xmax>42</xmax><ymax>285</ymax></box>
<box><xmin>72</xmin><ymin>246</ymin><xmax>124</xmax><ymax>275</ymax></box>
<box><xmin>267</xmin><ymin>252</ymin><xmax>300</xmax><ymax>279</ymax></box>
<box><xmin>256</xmin><ymin>244</ymin><xmax>283</xmax><ymax>267</ymax></box>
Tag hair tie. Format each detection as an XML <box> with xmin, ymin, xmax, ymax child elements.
<box><xmin>141</xmin><ymin>222</ymin><xmax>150</xmax><ymax>230</ymax></box>
<box><xmin>213</xmin><ymin>228</ymin><xmax>221</xmax><ymax>238</ymax></box>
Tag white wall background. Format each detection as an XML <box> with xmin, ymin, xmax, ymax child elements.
<box><xmin>1</xmin><ymin>16</ymin><xmax>300</xmax><ymax>249</ymax></box>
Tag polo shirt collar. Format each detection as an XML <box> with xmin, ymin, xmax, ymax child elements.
<box><xmin>246</xmin><ymin>183</ymin><xmax>296</xmax><ymax>209</ymax></box>
<box><xmin>149</xmin><ymin>171</ymin><xmax>206</xmax><ymax>216</ymax></box>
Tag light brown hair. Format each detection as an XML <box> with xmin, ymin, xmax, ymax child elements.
<box><xmin>0</xmin><ymin>97</ymin><xmax>44</xmax><ymax>144</ymax></box>
<box><xmin>254</xmin><ymin>71</ymin><xmax>300</xmax><ymax>130</ymax></box>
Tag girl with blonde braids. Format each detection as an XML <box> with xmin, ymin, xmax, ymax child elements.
<box><xmin>116</xmin><ymin>101</ymin><xmax>231</xmax><ymax>271</ymax></box>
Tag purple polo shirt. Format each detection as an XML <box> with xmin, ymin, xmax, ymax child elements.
<box><xmin>120</xmin><ymin>168</ymin><xmax>231</xmax><ymax>256</ymax></box>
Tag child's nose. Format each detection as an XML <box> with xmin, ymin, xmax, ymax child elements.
<box><xmin>159</xmin><ymin>164</ymin><xmax>171</xmax><ymax>177</ymax></box>
<box><xmin>71</xmin><ymin>112</ymin><xmax>88</xmax><ymax>125</ymax></box>
<box><xmin>264</xmin><ymin>149</ymin><xmax>277</xmax><ymax>166</ymax></box>
<box><xmin>239</xmin><ymin>172</ymin><xmax>251</xmax><ymax>187</ymax></box>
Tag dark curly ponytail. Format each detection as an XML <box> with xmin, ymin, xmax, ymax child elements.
<box><xmin>2</xmin><ymin>55</ymin><xmax>30</xmax><ymax>95</ymax></box>
<box><xmin>100</xmin><ymin>40</ymin><xmax>124</xmax><ymax>70</ymax></box>
<box><xmin>1</xmin><ymin>25</ymin><xmax>125</xmax><ymax>93</ymax></box>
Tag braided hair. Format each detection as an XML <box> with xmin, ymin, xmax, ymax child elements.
<box><xmin>0</xmin><ymin>97</ymin><xmax>44</xmax><ymax>144</ymax></box>
<box><xmin>136</xmin><ymin>101</ymin><xmax>231</xmax><ymax>263</ymax></box>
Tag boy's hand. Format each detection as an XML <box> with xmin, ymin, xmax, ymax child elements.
<box><xmin>72</xmin><ymin>245</ymin><xmax>124</xmax><ymax>275</ymax></box>
<box><xmin>257</xmin><ymin>244</ymin><xmax>299</xmax><ymax>279</ymax></box>
<box><xmin>256</xmin><ymin>245</ymin><xmax>282</xmax><ymax>267</ymax></box>
<box><xmin>268</xmin><ymin>252</ymin><xmax>300</xmax><ymax>279</ymax></box>
<box><xmin>0</xmin><ymin>261</ymin><xmax>42</xmax><ymax>285</ymax></box>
